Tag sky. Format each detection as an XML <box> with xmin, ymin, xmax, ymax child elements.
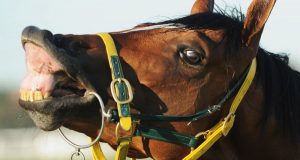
<box><xmin>1</xmin><ymin>0</ymin><xmax>300</xmax><ymax>90</ymax></box>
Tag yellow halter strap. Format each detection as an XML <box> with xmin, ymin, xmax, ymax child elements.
<box><xmin>91</xmin><ymin>33</ymin><xmax>134</xmax><ymax>160</ymax></box>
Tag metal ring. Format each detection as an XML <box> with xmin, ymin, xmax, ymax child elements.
<box><xmin>110</xmin><ymin>78</ymin><xmax>133</xmax><ymax>104</ymax></box>
<box><xmin>71</xmin><ymin>150</ymin><xmax>85</xmax><ymax>160</ymax></box>
<box><xmin>115</xmin><ymin>122</ymin><xmax>121</xmax><ymax>139</ymax></box>
<box><xmin>58</xmin><ymin>92</ymin><xmax>109</xmax><ymax>150</ymax></box>
<box><xmin>115</xmin><ymin>122</ymin><xmax>134</xmax><ymax>141</ymax></box>
<box><xmin>92</xmin><ymin>91</ymin><xmax>112</xmax><ymax>118</ymax></box>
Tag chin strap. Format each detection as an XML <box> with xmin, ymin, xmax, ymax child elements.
<box><xmin>91</xmin><ymin>32</ymin><xmax>257</xmax><ymax>160</ymax></box>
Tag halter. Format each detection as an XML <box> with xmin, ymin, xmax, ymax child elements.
<box><xmin>60</xmin><ymin>32</ymin><xmax>257</xmax><ymax>160</ymax></box>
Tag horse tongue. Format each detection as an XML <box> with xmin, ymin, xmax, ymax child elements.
<box><xmin>20</xmin><ymin>43</ymin><xmax>62</xmax><ymax>94</ymax></box>
<box><xmin>20</xmin><ymin>73</ymin><xmax>56</xmax><ymax>94</ymax></box>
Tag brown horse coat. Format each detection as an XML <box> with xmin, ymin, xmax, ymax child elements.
<box><xmin>19</xmin><ymin>0</ymin><xmax>300</xmax><ymax>159</ymax></box>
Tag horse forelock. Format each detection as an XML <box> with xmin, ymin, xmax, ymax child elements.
<box><xmin>121</xmin><ymin>8</ymin><xmax>244</xmax><ymax>39</ymax></box>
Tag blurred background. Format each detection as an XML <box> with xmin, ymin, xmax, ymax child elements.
<box><xmin>0</xmin><ymin>0</ymin><xmax>299</xmax><ymax>159</ymax></box>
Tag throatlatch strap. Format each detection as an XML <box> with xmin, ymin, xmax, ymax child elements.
<box><xmin>183</xmin><ymin>58</ymin><xmax>257</xmax><ymax>160</ymax></box>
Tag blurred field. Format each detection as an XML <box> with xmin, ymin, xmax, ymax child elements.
<box><xmin>0</xmin><ymin>91</ymin><xmax>33</xmax><ymax>129</ymax></box>
<box><xmin>0</xmin><ymin>128</ymin><xmax>114</xmax><ymax>160</ymax></box>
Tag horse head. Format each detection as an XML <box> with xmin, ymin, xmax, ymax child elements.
<box><xmin>19</xmin><ymin>0</ymin><xmax>300</xmax><ymax>160</ymax></box>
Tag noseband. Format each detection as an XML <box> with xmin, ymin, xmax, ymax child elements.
<box><xmin>59</xmin><ymin>33</ymin><xmax>257</xmax><ymax>160</ymax></box>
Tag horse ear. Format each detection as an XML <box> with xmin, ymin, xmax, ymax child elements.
<box><xmin>191</xmin><ymin>0</ymin><xmax>214</xmax><ymax>14</ymax></box>
<box><xmin>242</xmin><ymin>0</ymin><xmax>276</xmax><ymax>50</ymax></box>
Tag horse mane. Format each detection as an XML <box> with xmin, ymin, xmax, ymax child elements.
<box><xmin>153</xmin><ymin>8</ymin><xmax>300</xmax><ymax>139</ymax></box>
<box><xmin>256</xmin><ymin>49</ymin><xmax>300</xmax><ymax>139</ymax></box>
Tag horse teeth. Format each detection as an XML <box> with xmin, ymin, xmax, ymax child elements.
<box><xmin>29</xmin><ymin>91</ymin><xmax>34</xmax><ymax>102</ymax></box>
<box><xmin>34</xmin><ymin>91</ymin><xmax>43</xmax><ymax>101</ymax></box>
<box><xmin>20</xmin><ymin>91</ymin><xmax>27</xmax><ymax>101</ymax></box>
<box><xmin>20</xmin><ymin>91</ymin><xmax>46</xmax><ymax>101</ymax></box>
<box><xmin>21</xmin><ymin>91</ymin><xmax>30</xmax><ymax>101</ymax></box>
<box><xmin>43</xmin><ymin>92</ymin><xmax>50</xmax><ymax>99</ymax></box>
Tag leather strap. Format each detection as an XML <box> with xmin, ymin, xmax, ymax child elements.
<box><xmin>115</xmin><ymin>140</ymin><xmax>131</xmax><ymax>160</ymax></box>
<box><xmin>97</xmin><ymin>33</ymin><xmax>134</xmax><ymax>160</ymax></box>
<box><xmin>134</xmin><ymin>126</ymin><xmax>198</xmax><ymax>147</ymax></box>
<box><xmin>97</xmin><ymin>33</ymin><xmax>133</xmax><ymax>131</ymax></box>
<box><xmin>90</xmin><ymin>139</ymin><xmax>106</xmax><ymax>160</ymax></box>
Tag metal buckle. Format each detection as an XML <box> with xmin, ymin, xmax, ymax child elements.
<box><xmin>221</xmin><ymin>112</ymin><xmax>235</xmax><ymax>136</ymax></box>
<box><xmin>115</xmin><ymin>122</ymin><xmax>136</xmax><ymax>142</ymax></box>
<box><xmin>110</xmin><ymin>78</ymin><xmax>133</xmax><ymax>104</ymax></box>
<box><xmin>208</xmin><ymin>105</ymin><xmax>221</xmax><ymax>114</ymax></box>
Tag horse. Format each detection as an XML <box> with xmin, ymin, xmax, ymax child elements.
<box><xmin>19</xmin><ymin>0</ymin><xmax>300</xmax><ymax>159</ymax></box>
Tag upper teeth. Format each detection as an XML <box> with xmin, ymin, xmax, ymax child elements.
<box><xmin>20</xmin><ymin>91</ymin><xmax>49</xmax><ymax>102</ymax></box>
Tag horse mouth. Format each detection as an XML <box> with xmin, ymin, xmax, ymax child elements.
<box><xmin>19</xmin><ymin>26</ymin><xmax>98</xmax><ymax>131</ymax></box>
<box><xmin>20</xmin><ymin>70</ymin><xmax>87</xmax><ymax>102</ymax></box>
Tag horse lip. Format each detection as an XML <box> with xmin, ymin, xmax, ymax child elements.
<box><xmin>19</xmin><ymin>93</ymin><xmax>98</xmax><ymax>131</ymax></box>
<box><xmin>19</xmin><ymin>94</ymin><xmax>95</xmax><ymax>115</ymax></box>
<box><xmin>21</xmin><ymin>26</ymin><xmax>95</xmax><ymax>91</ymax></box>
<box><xmin>21</xmin><ymin>26</ymin><xmax>75</xmax><ymax>79</ymax></box>
<box><xmin>27</xmin><ymin>110</ymin><xmax>64</xmax><ymax>131</ymax></box>
<box><xmin>21</xmin><ymin>26</ymin><xmax>53</xmax><ymax>48</ymax></box>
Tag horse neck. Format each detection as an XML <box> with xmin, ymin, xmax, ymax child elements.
<box><xmin>221</xmin><ymin>49</ymin><xmax>300</xmax><ymax>159</ymax></box>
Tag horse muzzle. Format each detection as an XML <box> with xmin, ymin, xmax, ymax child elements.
<box><xmin>19</xmin><ymin>26</ymin><xmax>100</xmax><ymax>131</ymax></box>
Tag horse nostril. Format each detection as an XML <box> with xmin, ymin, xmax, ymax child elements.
<box><xmin>68</xmin><ymin>41</ymin><xmax>83</xmax><ymax>56</ymax></box>
<box><xmin>52</xmin><ymin>35</ymin><xmax>79</xmax><ymax>57</ymax></box>
<box><xmin>53</xmin><ymin>34</ymin><xmax>65</xmax><ymax>48</ymax></box>
<box><xmin>41</xmin><ymin>30</ymin><xmax>53</xmax><ymax>37</ymax></box>
<box><xmin>68</xmin><ymin>40</ymin><xmax>90</xmax><ymax>56</ymax></box>
<box><xmin>40</xmin><ymin>29</ymin><xmax>54</xmax><ymax>43</ymax></box>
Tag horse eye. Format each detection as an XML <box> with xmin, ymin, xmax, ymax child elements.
<box><xmin>179</xmin><ymin>49</ymin><xmax>204</xmax><ymax>65</ymax></box>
